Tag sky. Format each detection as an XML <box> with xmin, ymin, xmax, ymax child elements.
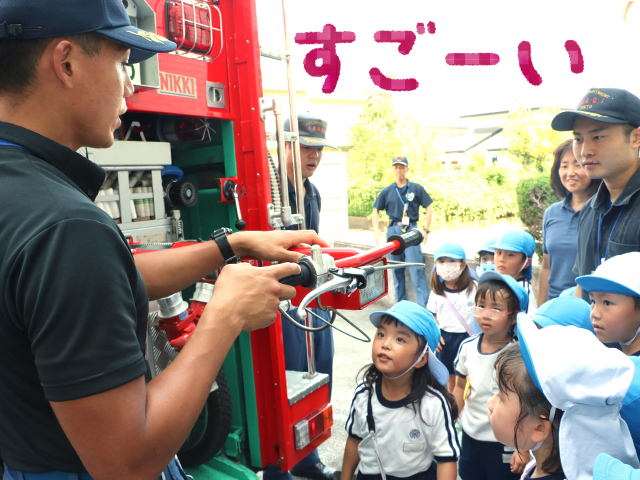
<box><xmin>256</xmin><ymin>0</ymin><xmax>640</xmax><ymax>125</ymax></box>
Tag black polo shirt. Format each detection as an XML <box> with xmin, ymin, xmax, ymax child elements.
<box><xmin>373</xmin><ymin>181</ymin><xmax>433</xmax><ymax>224</ymax></box>
<box><xmin>574</xmin><ymin>165</ymin><xmax>640</xmax><ymax>301</ymax></box>
<box><xmin>0</xmin><ymin>121</ymin><xmax>149</xmax><ymax>472</ymax></box>
<box><xmin>285</xmin><ymin>178</ymin><xmax>321</xmax><ymax>233</ymax></box>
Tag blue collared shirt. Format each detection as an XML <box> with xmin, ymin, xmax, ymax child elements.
<box><xmin>543</xmin><ymin>194</ymin><xmax>582</xmax><ymax>300</ymax></box>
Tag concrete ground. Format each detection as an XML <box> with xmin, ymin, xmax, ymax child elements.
<box><xmin>317</xmin><ymin>304</ymin><xmax>378</xmax><ymax>471</ymax></box>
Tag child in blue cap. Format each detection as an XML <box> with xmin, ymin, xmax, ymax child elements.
<box><xmin>342</xmin><ymin>301</ymin><xmax>460</xmax><ymax>480</ymax></box>
<box><xmin>427</xmin><ymin>242</ymin><xmax>477</xmax><ymax>391</ymax></box>
<box><xmin>475</xmin><ymin>238</ymin><xmax>498</xmax><ymax>277</ymax></box>
<box><xmin>530</xmin><ymin>296</ymin><xmax>594</xmax><ymax>333</ymax></box>
<box><xmin>493</xmin><ymin>231</ymin><xmax>537</xmax><ymax>314</ymax></box>
<box><xmin>453</xmin><ymin>272</ymin><xmax>530</xmax><ymax>480</ymax></box>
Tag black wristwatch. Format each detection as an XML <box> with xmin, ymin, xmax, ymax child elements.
<box><xmin>423</xmin><ymin>228</ymin><xmax>431</xmax><ymax>234</ymax></box>
<box><xmin>211</xmin><ymin>228</ymin><xmax>241</xmax><ymax>264</ymax></box>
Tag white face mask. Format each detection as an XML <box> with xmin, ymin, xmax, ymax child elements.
<box><xmin>436</xmin><ymin>262</ymin><xmax>463</xmax><ymax>282</ymax></box>
<box><xmin>477</xmin><ymin>261</ymin><xmax>496</xmax><ymax>276</ymax></box>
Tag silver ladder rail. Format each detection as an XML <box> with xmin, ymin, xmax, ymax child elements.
<box><xmin>259</xmin><ymin>0</ymin><xmax>315</xmax><ymax>378</ymax></box>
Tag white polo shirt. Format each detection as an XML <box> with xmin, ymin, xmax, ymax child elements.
<box><xmin>426</xmin><ymin>284</ymin><xmax>477</xmax><ymax>334</ymax></box>
<box><xmin>345</xmin><ymin>377</ymin><xmax>460</xmax><ymax>477</ymax></box>
<box><xmin>454</xmin><ymin>334</ymin><xmax>515</xmax><ymax>442</ymax></box>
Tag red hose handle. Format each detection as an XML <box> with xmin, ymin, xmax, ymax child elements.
<box><xmin>334</xmin><ymin>229</ymin><xmax>423</xmax><ymax>268</ymax></box>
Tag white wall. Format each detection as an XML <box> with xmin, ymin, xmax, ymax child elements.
<box><xmin>312</xmin><ymin>150</ymin><xmax>349</xmax><ymax>246</ymax></box>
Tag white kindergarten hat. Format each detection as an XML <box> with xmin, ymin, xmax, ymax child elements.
<box><xmin>517</xmin><ymin>313</ymin><xmax>640</xmax><ymax>479</ymax></box>
<box><xmin>575</xmin><ymin>252</ymin><xmax>640</xmax><ymax>297</ymax></box>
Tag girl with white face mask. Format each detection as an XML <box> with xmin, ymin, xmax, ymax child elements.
<box><xmin>426</xmin><ymin>243</ymin><xmax>477</xmax><ymax>392</ymax></box>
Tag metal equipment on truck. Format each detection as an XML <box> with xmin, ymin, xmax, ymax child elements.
<box><xmin>89</xmin><ymin>2</ymin><xmax>425</xmax><ymax>478</ymax></box>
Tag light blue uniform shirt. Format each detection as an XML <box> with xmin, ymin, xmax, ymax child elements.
<box><xmin>542</xmin><ymin>195</ymin><xmax>582</xmax><ymax>300</ymax></box>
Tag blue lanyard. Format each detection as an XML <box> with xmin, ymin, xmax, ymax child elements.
<box><xmin>395</xmin><ymin>182</ymin><xmax>410</xmax><ymax>205</ymax></box>
<box><xmin>0</xmin><ymin>138</ymin><xmax>29</xmax><ymax>151</ymax></box>
<box><xmin>597</xmin><ymin>206</ymin><xmax>625</xmax><ymax>265</ymax></box>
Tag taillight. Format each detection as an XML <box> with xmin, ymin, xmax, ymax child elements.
<box><xmin>293</xmin><ymin>405</ymin><xmax>333</xmax><ymax>450</ymax></box>
<box><xmin>165</xmin><ymin>0</ymin><xmax>222</xmax><ymax>57</ymax></box>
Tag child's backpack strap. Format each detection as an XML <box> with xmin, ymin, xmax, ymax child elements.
<box><xmin>367</xmin><ymin>387</ymin><xmax>376</xmax><ymax>433</ymax></box>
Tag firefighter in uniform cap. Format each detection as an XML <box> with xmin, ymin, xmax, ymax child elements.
<box><xmin>372</xmin><ymin>156</ymin><xmax>433</xmax><ymax>307</ymax></box>
<box><xmin>276</xmin><ymin>113</ymin><xmax>337</xmax><ymax>480</ymax></box>
<box><xmin>0</xmin><ymin>1</ymin><xmax>327</xmax><ymax>479</ymax></box>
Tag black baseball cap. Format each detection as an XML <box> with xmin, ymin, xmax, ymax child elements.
<box><xmin>284</xmin><ymin>113</ymin><xmax>336</xmax><ymax>149</ymax></box>
<box><xmin>0</xmin><ymin>0</ymin><xmax>177</xmax><ymax>64</ymax></box>
<box><xmin>391</xmin><ymin>155</ymin><xmax>409</xmax><ymax>167</ymax></box>
<box><xmin>551</xmin><ymin>88</ymin><xmax>640</xmax><ymax>131</ymax></box>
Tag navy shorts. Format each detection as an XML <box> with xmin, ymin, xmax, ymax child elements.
<box><xmin>458</xmin><ymin>431</ymin><xmax>521</xmax><ymax>480</ymax></box>
<box><xmin>436</xmin><ymin>331</ymin><xmax>469</xmax><ymax>375</ymax></box>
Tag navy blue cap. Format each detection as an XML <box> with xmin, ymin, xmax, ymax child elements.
<box><xmin>552</xmin><ymin>88</ymin><xmax>640</xmax><ymax>131</ymax></box>
<box><xmin>0</xmin><ymin>0</ymin><xmax>177</xmax><ymax>64</ymax></box>
<box><xmin>284</xmin><ymin>113</ymin><xmax>336</xmax><ymax>149</ymax></box>
<box><xmin>391</xmin><ymin>155</ymin><xmax>409</xmax><ymax>167</ymax></box>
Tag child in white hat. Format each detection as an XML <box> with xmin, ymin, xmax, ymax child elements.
<box><xmin>488</xmin><ymin>313</ymin><xmax>640</xmax><ymax>479</ymax></box>
<box><xmin>575</xmin><ymin>252</ymin><xmax>640</xmax><ymax>355</ymax></box>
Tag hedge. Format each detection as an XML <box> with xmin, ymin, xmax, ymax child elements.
<box><xmin>515</xmin><ymin>173</ymin><xmax>561</xmax><ymax>261</ymax></box>
<box><xmin>348</xmin><ymin>169</ymin><xmax>519</xmax><ymax>228</ymax></box>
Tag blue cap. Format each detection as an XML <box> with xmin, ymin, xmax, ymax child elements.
<box><xmin>477</xmin><ymin>238</ymin><xmax>498</xmax><ymax>254</ymax></box>
<box><xmin>478</xmin><ymin>271</ymin><xmax>529</xmax><ymax>312</ymax></box>
<box><xmin>594</xmin><ymin>453</ymin><xmax>640</xmax><ymax>480</ymax></box>
<box><xmin>0</xmin><ymin>0</ymin><xmax>177</xmax><ymax>64</ymax></box>
<box><xmin>532</xmin><ymin>297</ymin><xmax>595</xmax><ymax>333</ymax></box>
<box><xmin>370</xmin><ymin>301</ymin><xmax>449</xmax><ymax>386</ymax></box>
<box><xmin>493</xmin><ymin>231</ymin><xmax>536</xmax><ymax>281</ymax></box>
<box><xmin>559</xmin><ymin>286</ymin><xmax>577</xmax><ymax>297</ymax></box>
<box><xmin>434</xmin><ymin>242</ymin><xmax>466</xmax><ymax>261</ymax></box>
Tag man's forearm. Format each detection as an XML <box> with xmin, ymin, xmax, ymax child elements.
<box><xmin>134</xmin><ymin>240</ymin><xmax>225</xmax><ymax>301</ymax></box>
<box><xmin>371</xmin><ymin>208</ymin><xmax>380</xmax><ymax>235</ymax></box>
<box><xmin>423</xmin><ymin>206</ymin><xmax>433</xmax><ymax>230</ymax></box>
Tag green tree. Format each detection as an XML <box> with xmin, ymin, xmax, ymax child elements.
<box><xmin>346</xmin><ymin>93</ymin><xmax>441</xmax><ymax>217</ymax></box>
<box><xmin>502</xmin><ymin>106</ymin><xmax>570</xmax><ymax>172</ymax></box>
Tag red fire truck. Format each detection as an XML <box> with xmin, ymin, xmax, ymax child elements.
<box><xmin>87</xmin><ymin>1</ymin><xmax>423</xmax><ymax>479</ymax></box>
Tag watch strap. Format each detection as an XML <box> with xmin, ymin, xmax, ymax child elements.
<box><xmin>211</xmin><ymin>228</ymin><xmax>239</xmax><ymax>263</ymax></box>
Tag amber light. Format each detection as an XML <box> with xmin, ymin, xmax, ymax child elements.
<box><xmin>293</xmin><ymin>405</ymin><xmax>333</xmax><ymax>450</ymax></box>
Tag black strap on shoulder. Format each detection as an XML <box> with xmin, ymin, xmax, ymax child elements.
<box><xmin>367</xmin><ymin>387</ymin><xmax>375</xmax><ymax>433</ymax></box>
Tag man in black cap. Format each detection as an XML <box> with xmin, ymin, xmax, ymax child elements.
<box><xmin>551</xmin><ymin>88</ymin><xmax>640</xmax><ymax>302</ymax></box>
<box><xmin>278</xmin><ymin>113</ymin><xmax>337</xmax><ymax>480</ymax></box>
<box><xmin>0</xmin><ymin>2</ymin><xmax>326</xmax><ymax>479</ymax></box>
<box><xmin>371</xmin><ymin>156</ymin><xmax>432</xmax><ymax>307</ymax></box>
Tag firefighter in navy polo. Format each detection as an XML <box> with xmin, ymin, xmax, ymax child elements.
<box><xmin>372</xmin><ymin>156</ymin><xmax>433</xmax><ymax>307</ymax></box>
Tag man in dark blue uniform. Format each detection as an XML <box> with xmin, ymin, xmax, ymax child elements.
<box><xmin>280</xmin><ymin>114</ymin><xmax>337</xmax><ymax>480</ymax></box>
<box><xmin>0</xmin><ymin>3</ymin><xmax>326</xmax><ymax>480</ymax></box>
<box><xmin>372</xmin><ymin>156</ymin><xmax>432</xmax><ymax>307</ymax></box>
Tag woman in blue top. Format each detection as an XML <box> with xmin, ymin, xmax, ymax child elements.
<box><xmin>538</xmin><ymin>140</ymin><xmax>601</xmax><ymax>304</ymax></box>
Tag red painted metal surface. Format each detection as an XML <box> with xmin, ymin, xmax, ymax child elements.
<box><xmin>125</xmin><ymin>0</ymin><xmax>335</xmax><ymax>471</ymax></box>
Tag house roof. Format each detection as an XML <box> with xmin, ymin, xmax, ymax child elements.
<box><xmin>441</xmin><ymin>127</ymin><xmax>503</xmax><ymax>153</ymax></box>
